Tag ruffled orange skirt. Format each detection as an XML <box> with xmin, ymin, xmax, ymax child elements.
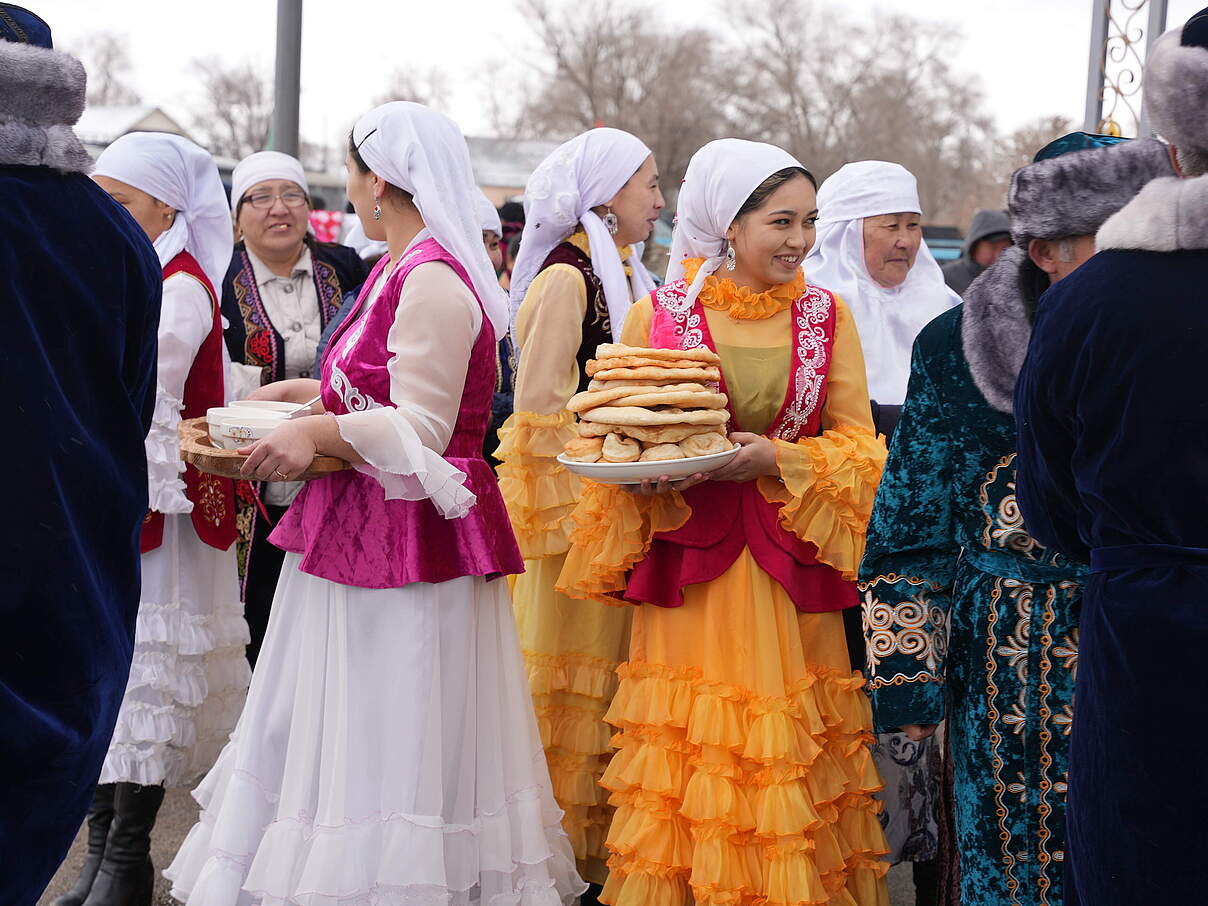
<box><xmin>513</xmin><ymin>553</ymin><xmax>632</xmax><ymax>885</ymax></box>
<box><xmin>599</xmin><ymin>550</ymin><xmax>889</xmax><ymax>906</ymax></box>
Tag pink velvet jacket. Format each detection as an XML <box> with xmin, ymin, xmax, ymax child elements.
<box><xmin>270</xmin><ymin>238</ymin><xmax>523</xmax><ymax>588</ymax></box>
<box><xmin>624</xmin><ymin>278</ymin><xmax>859</xmax><ymax>613</ymax></box>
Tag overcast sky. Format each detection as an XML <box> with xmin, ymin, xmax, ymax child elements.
<box><xmin>43</xmin><ymin>0</ymin><xmax>1206</xmax><ymax>152</ymax></box>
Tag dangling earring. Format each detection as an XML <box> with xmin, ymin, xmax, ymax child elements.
<box><xmin>725</xmin><ymin>244</ymin><xmax>737</xmax><ymax>271</ymax></box>
<box><xmin>372</xmin><ymin>202</ymin><xmax>382</xmax><ymax>221</ymax></box>
<box><xmin>603</xmin><ymin>208</ymin><xmax>619</xmax><ymax>235</ymax></box>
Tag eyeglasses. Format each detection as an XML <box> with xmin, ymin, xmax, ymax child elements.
<box><xmin>244</xmin><ymin>191</ymin><xmax>309</xmax><ymax>210</ymax></box>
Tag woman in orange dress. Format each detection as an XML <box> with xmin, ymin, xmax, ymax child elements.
<box><xmin>558</xmin><ymin>139</ymin><xmax>890</xmax><ymax>906</ymax></box>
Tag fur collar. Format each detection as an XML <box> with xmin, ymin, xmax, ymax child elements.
<box><xmin>960</xmin><ymin>245</ymin><xmax>1033</xmax><ymax>414</ymax></box>
<box><xmin>0</xmin><ymin>40</ymin><xmax>91</xmax><ymax>173</ymax></box>
<box><xmin>1097</xmin><ymin>174</ymin><xmax>1208</xmax><ymax>252</ymax></box>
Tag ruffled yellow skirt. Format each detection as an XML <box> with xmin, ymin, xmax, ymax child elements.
<box><xmin>598</xmin><ymin>550</ymin><xmax>889</xmax><ymax>906</ymax></box>
<box><xmin>513</xmin><ymin>553</ymin><xmax>632</xmax><ymax>885</ymax></box>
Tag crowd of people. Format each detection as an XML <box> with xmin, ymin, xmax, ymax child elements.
<box><xmin>5</xmin><ymin>2</ymin><xmax>1208</xmax><ymax>906</ymax></box>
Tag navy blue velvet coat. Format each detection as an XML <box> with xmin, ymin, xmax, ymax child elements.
<box><xmin>0</xmin><ymin>165</ymin><xmax>161</xmax><ymax>906</ymax></box>
<box><xmin>1016</xmin><ymin>247</ymin><xmax>1208</xmax><ymax>904</ymax></box>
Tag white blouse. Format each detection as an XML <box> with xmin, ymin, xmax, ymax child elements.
<box><xmin>330</xmin><ymin>235</ymin><xmax>482</xmax><ymax>520</ymax></box>
<box><xmin>147</xmin><ymin>272</ymin><xmax>216</xmax><ymax>514</ymax></box>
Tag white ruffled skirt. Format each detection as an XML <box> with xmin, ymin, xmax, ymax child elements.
<box><xmin>100</xmin><ymin>513</ymin><xmax>250</xmax><ymax>787</ymax></box>
<box><xmin>164</xmin><ymin>552</ymin><xmax>585</xmax><ymax>906</ymax></box>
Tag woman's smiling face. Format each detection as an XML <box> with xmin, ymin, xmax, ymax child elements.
<box><xmin>726</xmin><ymin>174</ymin><xmax>818</xmax><ymax>292</ymax></box>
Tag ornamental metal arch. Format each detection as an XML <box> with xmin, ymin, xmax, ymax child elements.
<box><xmin>1084</xmin><ymin>0</ymin><xmax>1169</xmax><ymax>137</ymax></box>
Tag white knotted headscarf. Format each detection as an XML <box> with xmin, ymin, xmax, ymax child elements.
<box><xmin>509</xmin><ymin>128</ymin><xmax>657</xmax><ymax>348</ymax></box>
<box><xmin>667</xmin><ymin>138</ymin><xmax>808</xmax><ymax>311</ymax></box>
<box><xmin>351</xmin><ymin>101</ymin><xmax>509</xmax><ymax>337</ymax></box>
<box><xmin>805</xmin><ymin>160</ymin><xmax>960</xmax><ymax>406</ymax></box>
<box><xmin>229</xmin><ymin>150</ymin><xmax>310</xmax><ymax>213</ymax></box>
<box><xmin>94</xmin><ymin>131</ymin><xmax>233</xmax><ymax>293</ymax></box>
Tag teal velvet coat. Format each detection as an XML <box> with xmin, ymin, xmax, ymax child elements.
<box><xmin>860</xmin><ymin>305</ymin><xmax>1086</xmax><ymax>906</ymax></box>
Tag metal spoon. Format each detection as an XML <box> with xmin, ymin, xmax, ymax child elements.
<box><xmin>285</xmin><ymin>395</ymin><xmax>322</xmax><ymax>420</ymax></box>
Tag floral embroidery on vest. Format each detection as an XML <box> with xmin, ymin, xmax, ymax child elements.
<box><xmin>776</xmin><ymin>285</ymin><xmax>834</xmax><ymax>440</ymax></box>
<box><xmin>329</xmin><ymin>364</ymin><xmax>382</xmax><ymax>413</ymax></box>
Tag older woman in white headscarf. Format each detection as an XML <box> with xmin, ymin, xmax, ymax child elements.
<box><xmin>164</xmin><ymin>102</ymin><xmax>583</xmax><ymax>906</ymax></box>
<box><xmin>65</xmin><ymin>132</ymin><xmax>250</xmax><ymax>906</ymax></box>
<box><xmin>493</xmin><ymin>127</ymin><xmax>663</xmax><ymax>886</ymax></box>
<box><xmin>222</xmin><ymin>150</ymin><xmax>370</xmax><ymax>671</ymax></box>
<box><xmin>557</xmin><ymin>138</ymin><xmax>890</xmax><ymax>906</ymax></box>
<box><xmin>806</xmin><ymin>161</ymin><xmax>959</xmax><ymax>432</ymax></box>
<box><xmin>805</xmin><ymin>160</ymin><xmax>956</xmax><ymax>890</ymax></box>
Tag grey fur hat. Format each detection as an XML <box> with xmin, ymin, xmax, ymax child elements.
<box><xmin>1145</xmin><ymin>11</ymin><xmax>1208</xmax><ymax>154</ymax></box>
<box><xmin>1008</xmin><ymin>138</ymin><xmax>1175</xmax><ymax>245</ymax></box>
<box><xmin>0</xmin><ymin>38</ymin><xmax>91</xmax><ymax>172</ymax></box>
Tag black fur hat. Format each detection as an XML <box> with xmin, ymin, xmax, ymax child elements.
<box><xmin>1145</xmin><ymin>10</ymin><xmax>1208</xmax><ymax>154</ymax></box>
<box><xmin>1008</xmin><ymin>138</ymin><xmax>1175</xmax><ymax>244</ymax></box>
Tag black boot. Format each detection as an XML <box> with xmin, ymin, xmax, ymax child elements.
<box><xmin>52</xmin><ymin>784</ymin><xmax>116</xmax><ymax>906</ymax></box>
<box><xmin>82</xmin><ymin>783</ymin><xmax>165</xmax><ymax>906</ymax></box>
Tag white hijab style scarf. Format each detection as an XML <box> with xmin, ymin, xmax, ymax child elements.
<box><xmin>805</xmin><ymin>160</ymin><xmax>960</xmax><ymax>406</ymax></box>
<box><xmin>667</xmin><ymin>138</ymin><xmax>808</xmax><ymax>312</ymax></box>
<box><xmin>93</xmin><ymin>131</ymin><xmax>233</xmax><ymax>292</ymax></box>
<box><xmin>351</xmin><ymin>102</ymin><xmax>510</xmax><ymax>338</ymax></box>
<box><xmin>229</xmin><ymin>149</ymin><xmax>310</xmax><ymax>212</ymax></box>
<box><xmin>508</xmin><ymin>127</ymin><xmax>657</xmax><ymax>348</ymax></box>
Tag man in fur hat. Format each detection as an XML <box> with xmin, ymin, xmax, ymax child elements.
<box><xmin>0</xmin><ymin>6</ymin><xmax>162</xmax><ymax>903</ymax></box>
<box><xmin>1015</xmin><ymin>8</ymin><xmax>1208</xmax><ymax>903</ymax></box>
<box><xmin>860</xmin><ymin>135</ymin><xmax>1171</xmax><ymax>906</ymax></box>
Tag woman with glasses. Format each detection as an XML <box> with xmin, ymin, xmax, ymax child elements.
<box><xmin>220</xmin><ymin>151</ymin><xmax>369</xmax><ymax>669</ymax></box>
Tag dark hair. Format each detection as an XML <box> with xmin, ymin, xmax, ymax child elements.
<box><xmin>507</xmin><ymin>232</ymin><xmax>522</xmax><ymax>261</ymax></box>
<box><xmin>346</xmin><ymin>131</ymin><xmax>414</xmax><ymax>205</ymax></box>
<box><xmin>348</xmin><ymin>132</ymin><xmax>371</xmax><ymax>174</ymax></box>
<box><xmin>734</xmin><ymin>166</ymin><xmax>817</xmax><ymax>219</ymax></box>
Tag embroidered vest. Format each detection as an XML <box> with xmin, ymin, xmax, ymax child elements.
<box><xmin>141</xmin><ymin>252</ymin><xmax>237</xmax><ymax>553</ymax></box>
<box><xmin>270</xmin><ymin>238</ymin><xmax>523</xmax><ymax>588</ymax></box>
<box><xmin>624</xmin><ymin>278</ymin><xmax>858</xmax><ymax>613</ymax></box>
<box><xmin>225</xmin><ymin>247</ymin><xmax>344</xmax><ymax>384</ymax></box>
<box><xmin>541</xmin><ymin>242</ymin><xmax>612</xmax><ymax>394</ymax></box>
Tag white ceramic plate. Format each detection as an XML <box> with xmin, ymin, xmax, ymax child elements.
<box><xmin>556</xmin><ymin>444</ymin><xmax>740</xmax><ymax>485</ymax></box>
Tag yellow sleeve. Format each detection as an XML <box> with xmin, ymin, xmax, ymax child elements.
<box><xmin>495</xmin><ymin>264</ymin><xmax>589</xmax><ymax>560</ymax></box>
<box><xmin>620</xmin><ymin>293</ymin><xmax>654</xmax><ymax>346</ymax></box>
<box><xmin>513</xmin><ymin>263</ymin><xmax>588</xmax><ymax>415</ymax></box>
<box><xmin>757</xmin><ymin>295</ymin><xmax>888</xmax><ymax>580</ymax></box>
<box><xmin>555</xmin><ymin>480</ymin><xmax>691</xmax><ymax>604</ymax></box>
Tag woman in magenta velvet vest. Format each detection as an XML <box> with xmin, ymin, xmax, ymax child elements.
<box><xmin>164</xmin><ymin>102</ymin><xmax>584</xmax><ymax>905</ymax></box>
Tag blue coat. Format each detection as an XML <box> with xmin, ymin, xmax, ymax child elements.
<box><xmin>0</xmin><ymin>165</ymin><xmax>161</xmax><ymax>906</ymax></box>
<box><xmin>1016</xmin><ymin>245</ymin><xmax>1208</xmax><ymax>904</ymax></box>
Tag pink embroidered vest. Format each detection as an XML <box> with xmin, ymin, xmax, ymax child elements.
<box><xmin>624</xmin><ymin>278</ymin><xmax>859</xmax><ymax>613</ymax></box>
<box><xmin>270</xmin><ymin>238</ymin><xmax>523</xmax><ymax>588</ymax></box>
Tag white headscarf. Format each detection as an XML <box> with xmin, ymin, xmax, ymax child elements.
<box><xmin>94</xmin><ymin>132</ymin><xmax>232</xmax><ymax>293</ymax></box>
<box><xmin>805</xmin><ymin>160</ymin><xmax>960</xmax><ymax>406</ymax></box>
<box><xmin>667</xmin><ymin>138</ymin><xmax>807</xmax><ymax>312</ymax></box>
<box><xmin>351</xmin><ymin>101</ymin><xmax>509</xmax><ymax>337</ymax></box>
<box><xmin>476</xmin><ymin>191</ymin><xmax>502</xmax><ymax>234</ymax></box>
<box><xmin>509</xmin><ymin>128</ymin><xmax>657</xmax><ymax>347</ymax></box>
<box><xmin>230</xmin><ymin>150</ymin><xmax>310</xmax><ymax>212</ymax></box>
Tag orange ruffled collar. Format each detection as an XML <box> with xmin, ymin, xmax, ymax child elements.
<box><xmin>681</xmin><ymin>257</ymin><xmax>804</xmax><ymax>320</ymax></box>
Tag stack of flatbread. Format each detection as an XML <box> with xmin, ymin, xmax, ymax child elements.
<box><xmin>562</xmin><ymin>344</ymin><xmax>733</xmax><ymax>464</ymax></box>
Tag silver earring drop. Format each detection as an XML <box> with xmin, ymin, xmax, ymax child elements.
<box><xmin>725</xmin><ymin>244</ymin><xmax>737</xmax><ymax>271</ymax></box>
<box><xmin>603</xmin><ymin>209</ymin><xmax>619</xmax><ymax>235</ymax></box>
<box><xmin>372</xmin><ymin>203</ymin><xmax>382</xmax><ymax>221</ymax></box>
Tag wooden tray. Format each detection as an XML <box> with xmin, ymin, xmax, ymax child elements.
<box><xmin>179</xmin><ymin>417</ymin><xmax>350</xmax><ymax>481</ymax></box>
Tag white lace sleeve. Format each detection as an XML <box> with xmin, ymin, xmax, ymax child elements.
<box><xmin>334</xmin><ymin>260</ymin><xmax>483</xmax><ymax>519</ymax></box>
<box><xmin>148</xmin><ymin>273</ymin><xmax>213</xmax><ymax>513</ymax></box>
